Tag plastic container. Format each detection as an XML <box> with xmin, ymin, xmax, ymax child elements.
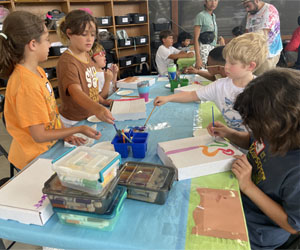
<box><xmin>54</xmin><ymin>186</ymin><xmax>127</xmax><ymax>231</ymax></box>
<box><xmin>44</xmin><ymin>67</ymin><xmax>56</xmax><ymax>80</ymax></box>
<box><xmin>128</xmin><ymin>13</ymin><xmax>147</xmax><ymax>24</ymax></box>
<box><xmin>51</xmin><ymin>147</ymin><xmax>121</xmax><ymax>195</ymax></box>
<box><xmin>119</xmin><ymin>56</ymin><xmax>134</xmax><ymax>67</ymax></box>
<box><xmin>96</xmin><ymin>16</ymin><xmax>112</xmax><ymax>26</ymax></box>
<box><xmin>118</xmin><ymin>162</ymin><xmax>175</xmax><ymax>204</ymax></box>
<box><xmin>118</xmin><ymin>37</ymin><xmax>133</xmax><ymax>47</ymax></box>
<box><xmin>49</xmin><ymin>46</ymin><xmax>67</xmax><ymax>56</ymax></box>
<box><xmin>134</xmin><ymin>35</ymin><xmax>148</xmax><ymax>45</ymax></box>
<box><xmin>43</xmin><ymin>173</ymin><xmax>119</xmax><ymax>214</ymax></box>
<box><xmin>134</xmin><ymin>53</ymin><xmax>148</xmax><ymax>64</ymax></box>
<box><xmin>111</xmin><ymin>130</ymin><xmax>148</xmax><ymax>158</ymax></box>
<box><xmin>170</xmin><ymin>79</ymin><xmax>189</xmax><ymax>92</ymax></box>
<box><xmin>115</xmin><ymin>15</ymin><xmax>130</xmax><ymax>25</ymax></box>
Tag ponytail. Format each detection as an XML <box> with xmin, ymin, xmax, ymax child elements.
<box><xmin>0</xmin><ymin>11</ymin><xmax>45</xmax><ymax>78</ymax></box>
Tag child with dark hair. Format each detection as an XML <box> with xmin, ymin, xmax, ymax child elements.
<box><xmin>185</xmin><ymin>45</ymin><xmax>226</xmax><ymax>81</ymax></box>
<box><xmin>155</xmin><ymin>30</ymin><xmax>194</xmax><ymax>75</ymax></box>
<box><xmin>57</xmin><ymin>10</ymin><xmax>114</xmax><ymax>127</ymax></box>
<box><xmin>207</xmin><ymin>68</ymin><xmax>300</xmax><ymax>249</ymax></box>
<box><xmin>232</xmin><ymin>26</ymin><xmax>244</xmax><ymax>37</ymax></box>
<box><xmin>173</xmin><ymin>31</ymin><xmax>192</xmax><ymax>52</ymax></box>
<box><xmin>0</xmin><ymin>11</ymin><xmax>100</xmax><ymax>170</ymax></box>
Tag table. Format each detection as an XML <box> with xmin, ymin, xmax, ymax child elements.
<box><xmin>0</xmin><ymin>77</ymin><xmax>250</xmax><ymax>250</ymax></box>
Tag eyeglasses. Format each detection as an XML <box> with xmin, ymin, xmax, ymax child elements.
<box><xmin>93</xmin><ymin>50</ymin><xmax>106</xmax><ymax>58</ymax></box>
<box><xmin>204</xmin><ymin>64</ymin><xmax>225</xmax><ymax>69</ymax></box>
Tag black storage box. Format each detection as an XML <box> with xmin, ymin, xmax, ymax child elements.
<box><xmin>100</xmin><ymin>40</ymin><xmax>115</xmax><ymax>50</ymax></box>
<box><xmin>134</xmin><ymin>53</ymin><xmax>148</xmax><ymax>64</ymax></box>
<box><xmin>96</xmin><ymin>16</ymin><xmax>112</xmax><ymax>26</ymax></box>
<box><xmin>118</xmin><ymin>161</ymin><xmax>176</xmax><ymax>204</ymax></box>
<box><xmin>128</xmin><ymin>13</ymin><xmax>147</xmax><ymax>24</ymax></box>
<box><xmin>151</xmin><ymin>40</ymin><xmax>162</xmax><ymax>49</ymax></box>
<box><xmin>44</xmin><ymin>67</ymin><xmax>57</xmax><ymax>80</ymax></box>
<box><xmin>49</xmin><ymin>46</ymin><xmax>67</xmax><ymax>56</ymax></box>
<box><xmin>115</xmin><ymin>15</ymin><xmax>130</xmax><ymax>25</ymax></box>
<box><xmin>0</xmin><ymin>78</ymin><xmax>8</xmax><ymax>88</ymax></box>
<box><xmin>134</xmin><ymin>35</ymin><xmax>148</xmax><ymax>45</ymax></box>
<box><xmin>152</xmin><ymin>22</ymin><xmax>170</xmax><ymax>32</ymax></box>
<box><xmin>119</xmin><ymin>56</ymin><xmax>134</xmax><ymax>67</ymax></box>
<box><xmin>118</xmin><ymin>37</ymin><xmax>133</xmax><ymax>47</ymax></box>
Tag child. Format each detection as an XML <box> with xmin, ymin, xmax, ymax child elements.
<box><xmin>155</xmin><ymin>30</ymin><xmax>194</xmax><ymax>76</ymax></box>
<box><xmin>173</xmin><ymin>31</ymin><xmax>192</xmax><ymax>52</ymax></box>
<box><xmin>207</xmin><ymin>68</ymin><xmax>300</xmax><ymax>249</ymax></box>
<box><xmin>90</xmin><ymin>42</ymin><xmax>118</xmax><ymax>106</ymax></box>
<box><xmin>57</xmin><ymin>10</ymin><xmax>114</xmax><ymax>127</ymax></box>
<box><xmin>0</xmin><ymin>11</ymin><xmax>101</xmax><ymax>170</ymax></box>
<box><xmin>185</xmin><ymin>45</ymin><xmax>226</xmax><ymax>81</ymax></box>
<box><xmin>154</xmin><ymin>32</ymin><xmax>268</xmax><ymax>132</ymax></box>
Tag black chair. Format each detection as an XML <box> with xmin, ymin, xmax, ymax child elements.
<box><xmin>276</xmin><ymin>234</ymin><xmax>300</xmax><ymax>249</ymax></box>
<box><xmin>293</xmin><ymin>46</ymin><xmax>300</xmax><ymax>70</ymax></box>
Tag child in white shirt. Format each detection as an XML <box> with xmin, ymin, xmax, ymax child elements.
<box><xmin>91</xmin><ymin>42</ymin><xmax>118</xmax><ymax>106</ymax></box>
<box><xmin>155</xmin><ymin>30</ymin><xmax>194</xmax><ymax>75</ymax></box>
<box><xmin>154</xmin><ymin>32</ymin><xmax>268</xmax><ymax>132</ymax></box>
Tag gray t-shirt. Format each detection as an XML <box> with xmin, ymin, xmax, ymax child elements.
<box><xmin>243</xmin><ymin>139</ymin><xmax>300</xmax><ymax>249</ymax></box>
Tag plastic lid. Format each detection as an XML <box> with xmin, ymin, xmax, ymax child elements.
<box><xmin>52</xmin><ymin>146</ymin><xmax>120</xmax><ymax>181</ymax></box>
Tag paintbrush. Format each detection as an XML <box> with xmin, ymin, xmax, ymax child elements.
<box><xmin>143</xmin><ymin>106</ymin><xmax>156</xmax><ymax>129</ymax></box>
<box><xmin>113</xmin><ymin>124</ymin><xmax>122</xmax><ymax>138</ymax></box>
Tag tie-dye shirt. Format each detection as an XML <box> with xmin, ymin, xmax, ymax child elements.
<box><xmin>246</xmin><ymin>3</ymin><xmax>282</xmax><ymax>58</ymax></box>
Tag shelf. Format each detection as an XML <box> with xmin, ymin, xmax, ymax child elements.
<box><xmin>119</xmin><ymin>63</ymin><xmax>139</xmax><ymax>69</ymax></box>
<box><xmin>0</xmin><ymin>1</ymin><xmax>11</xmax><ymax>3</ymax></box>
<box><xmin>98</xmin><ymin>25</ymin><xmax>114</xmax><ymax>29</ymax></box>
<box><xmin>114</xmin><ymin>0</ymin><xmax>147</xmax><ymax>2</ymax></box>
<box><xmin>48</xmin><ymin>56</ymin><xmax>60</xmax><ymax>59</ymax></box>
<box><xmin>69</xmin><ymin>0</ymin><xmax>111</xmax><ymax>2</ymax></box>
<box><xmin>14</xmin><ymin>0</ymin><xmax>66</xmax><ymax>2</ymax></box>
<box><xmin>114</xmin><ymin>44</ymin><xmax>148</xmax><ymax>50</ymax></box>
<box><xmin>116</xmin><ymin>23</ymin><xmax>148</xmax><ymax>28</ymax></box>
<box><xmin>0</xmin><ymin>87</ymin><xmax>6</xmax><ymax>91</ymax></box>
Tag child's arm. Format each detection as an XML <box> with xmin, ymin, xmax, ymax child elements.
<box><xmin>185</xmin><ymin>66</ymin><xmax>216</xmax><ymax>81</ymax></box>
<box><xmin>232</xmin><ymin>155</ymin><xmax>299</xmax><ymax>234</ymax></box>
<box><xmin>154</xmin><ymin>91</ymin><xmax>199</xmax><ymax>106</ymax></box>
<box><xmin>194</xmin><ymin>25</ymin><xmax>203</xmax><ymax>68</ymax></box>
<box><xmin>68</xmin><ymin>84</ymin><xmax>115</xmax><ymax>124</ymax></box>
<box><xmin>207</xmin><ymin>121</ymin><xmax>250</xmax><ymax>149</ymax></box>
<box><xmin>29</xmin><ymin>124</ymin><xmax>101</xmax><ymax>144</ymax></box>
<box><xmin>168</xmin><ymin>51</ymin><xmax>194</xmax><ymax>60</ymax></box>
<box><xmin>110</xmin><ymin>64</ymin><xmax>119</xmax><ymax>92</ymax></box>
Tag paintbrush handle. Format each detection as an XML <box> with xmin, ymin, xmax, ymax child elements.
<box><xmin>144</xmin><ymin>106</ymin><xmax>156</xmax><ymax>127</ymax></box>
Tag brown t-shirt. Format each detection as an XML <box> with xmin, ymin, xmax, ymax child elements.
<box><xmin>57</xmin><ymin>51</ymin><xmax>99</xmax><ymax>121</ymax></box>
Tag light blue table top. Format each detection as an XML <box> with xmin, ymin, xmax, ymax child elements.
<box><xmin>0</xmin><ymin>77</ymin><xmax>198</xmax><ymax>249</ymax></box>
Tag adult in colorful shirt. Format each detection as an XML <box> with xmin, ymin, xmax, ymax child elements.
<box><xmin>285</xmin><ymin>16</ymin><xmax>300</xmax><ymax>67</ymax></box>
<box><xmin>242</xmin><ymin>0</ymin><xmax>283</xmax><ymax>75</ymax></box>
<box><xmin>194</xmin><ymin>0</ymin><xmax>224</xmax><ymax>68</ymax></box>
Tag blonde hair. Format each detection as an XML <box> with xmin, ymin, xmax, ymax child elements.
<box><xmin>223</xmin><ymin>32</ymin><xmax>268</xmax><ymax>70</ymax></box>
<box><xmin>89</xmin><ymin>42</ymin><xmax>104</xmax><ymax>61</ymax></box>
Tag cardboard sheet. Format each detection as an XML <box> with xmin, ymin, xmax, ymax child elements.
<box><xmin>192</xmin><ymin>188</ymin><xmax>248</xmax><ymax>241</ymax></box>
<box><xmin>116</xmin><ymin>76</ymin><xmax>156</xmax><ymax>89</ymax></box>
<box><xmin>111</xmin><ymin>98</ymin><xmax>147</xmax><ymax>121</ymax></box>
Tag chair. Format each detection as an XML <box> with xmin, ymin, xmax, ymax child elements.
<box><xmin>276</xmin><ymin>234</ymin><xmax>300</xmax><ymax>249</ymax></box>
<box><xmin>0</xmin><ymin>94</ymin><xmax>17</xmax><ymax>179</ymax></box>
<box><xmin>293</xmin><ymin>46</ymin><xmax>300</xmax><ymax>70</ymax></box>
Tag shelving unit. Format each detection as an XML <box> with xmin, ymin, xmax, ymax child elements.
<box><xmin>0</xmin><ymin>0</ymin><xmax>151</xmax><ymax>93</ymax></box>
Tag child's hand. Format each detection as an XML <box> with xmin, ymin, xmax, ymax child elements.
<box><xmin>218</xmin><ymin>36</ymin><xmax>225</xmax><ymax>46</ymax></box>
<box><xmin>110</xmin><ymin>64</ymin><xmax>119</xmax><ymax>76</ymax></box>
<box><xmin>104</xmin><ymin>68</ymin><xmax>113</xmax><ymax>82</ymax></box>
<box><xmin>186</xmin><ymin>66</ymin><xmax>199</xmax><ymax>74</ymax></box>
<box><xmin>100</xmin><ymin>98</ymin><xmax>113</xmax><ymax>107</ymax></box>
<box><xmin>95</xmin><ymin>106</ymin><xmax>115</xmax><ymax>124</ymax></box>
<box><xmin>79</xmin><ymin>125</ymin><xmax>102</xmax><ymax>140</ymax></box>
<box><xmin>154</xmin><ymin>96</ymin><xmax>168</xmax><ymax>106</ymax></box>
<box><xmin>231</xmin><ymin>155</ymin><xmax>254</xmax><ymax>194</ymax></box>
<box><xmin>187</xmin><ymin>52</ymin><xmax>194</xmax><ymax>58</ymax></box>
<box><xmin>195</xmin><ymin>58</ymin><xmax>203</xmax><ymax>69</ymax></box>
<box><xmin>64</xmin><ymin>135</ymin><xmax>87</xmax><ymax>146</ymax></box>
<box><xmin>206</xmin><ymin>121</ymin><xmax>231</xmax><ymax>138</ymax></box>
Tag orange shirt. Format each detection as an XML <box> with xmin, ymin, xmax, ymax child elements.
<box><xmin>4</xmin><ymin>65</ymin><xmax>61</xmax><ymax>169</ymax></box>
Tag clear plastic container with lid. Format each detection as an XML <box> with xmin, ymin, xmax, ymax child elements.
<box><xmin>53</xmin><ymin>185</ymin><xmax>127</xmax><ymax>231</ymax></box>
<box><xmin>43</xmin><ymin>173</ymin><xmax>119</xmax><ymax>214</ymax></box>
<box><xmin>51</xmin><ymin>146</ymin><xmax>121</xmax><ymax>195</ymax></box>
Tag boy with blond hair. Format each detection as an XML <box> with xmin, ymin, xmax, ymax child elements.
<box><xmin>154</xmin><ymin>32</ymin><xmax>268</xmax><ymax>132</ymax></box>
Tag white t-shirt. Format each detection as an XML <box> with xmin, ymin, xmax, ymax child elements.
<box><xmin>196</xmin><ymin>77</ymin><xmax>246</xmax><ymax>131</ymax></box>
<box><xmin>155</xmin><ymin>45</ymin><xmax>181</xmax><ymax>75</ymax></box>
<box><xmin>96</xmin><ymin>71</ymin><xmax>114</xmax><ymax>96</ymax></box>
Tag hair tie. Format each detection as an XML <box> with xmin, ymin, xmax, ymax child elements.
<box><xmin>0</xmin><ymin>33</ymin><xmax>7</xmax><ymax>40</ymax></box>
